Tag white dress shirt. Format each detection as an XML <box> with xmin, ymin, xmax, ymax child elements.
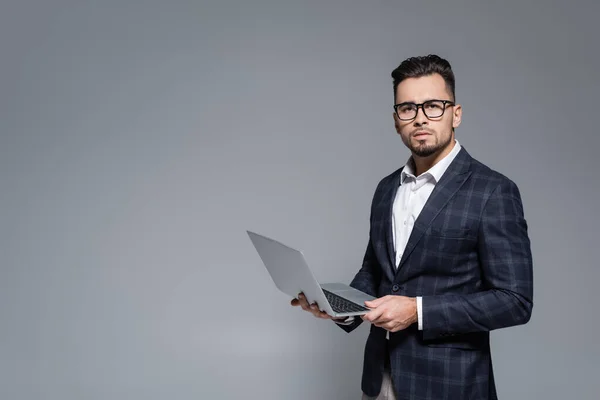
<box><xmin>337</xmin><ymin>139</ymin><xmax>462</xmax><ymax>338</ymax></box>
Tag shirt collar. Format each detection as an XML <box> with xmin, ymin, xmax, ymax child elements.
<box><xmin>401</xmin><ymin>139</ymin><xmax>462</xmax><ymax>184</ymax></box>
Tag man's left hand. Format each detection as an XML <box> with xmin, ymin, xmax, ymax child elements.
<box><xmin>361</xmin><ymin>295</ymin><xmax>418</xmax><ymax>332</ymax></box>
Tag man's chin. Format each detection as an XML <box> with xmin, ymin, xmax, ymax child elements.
<box><xmin>410</xmin><ymin>135</ymin><xmax>454</xmax><ymax>158</ymax></box>
<box><xmin>411</xmin><ymin>145</ymin><xmax>439</xmax><ymax>158</ymax></box>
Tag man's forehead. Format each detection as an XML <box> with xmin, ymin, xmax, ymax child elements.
<box><xmin>395</xmin><ymin>74</ymin><xmax>452</xmax><ymax>102</ymax></box>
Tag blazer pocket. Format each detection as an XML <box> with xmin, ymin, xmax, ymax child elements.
<box><xmin>423</xmin><ymin>332</ymin><xmax>487</xmax><ymax>350</ymax></box>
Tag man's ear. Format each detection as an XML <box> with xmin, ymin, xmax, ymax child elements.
<box><xmin>452</xmin><ymin>104</ymin><xmax>462</xmax><ymax>129</ymax></box>
<box><xmin>393</xmin><ymin>112</ymin><xmax>401</xmax><ymax>134</ymax></box>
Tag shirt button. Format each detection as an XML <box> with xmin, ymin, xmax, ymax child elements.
<box><xmin>392</xmin><ymin>284</ymin><xmax>400</xmax><ymax>292</ymax></box>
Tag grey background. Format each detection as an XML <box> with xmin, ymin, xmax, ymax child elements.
<box><xmin>1</xmin><ymin>0</ymin><xmax>598</xmax><ymax>399</ymax></box>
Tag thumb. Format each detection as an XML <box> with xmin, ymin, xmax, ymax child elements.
<box><xmin>364</xmin><ymin>296</ymin><xmax>387</xmax><ymax>308</ymax></box>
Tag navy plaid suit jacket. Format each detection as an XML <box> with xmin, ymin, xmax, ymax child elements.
<box><xmin>337</xmin><ymin>146</ymin><xmax>533</xmax><ymax>400</ymax></box>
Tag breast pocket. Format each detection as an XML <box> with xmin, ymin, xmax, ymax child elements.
<box><xmin>429</xmin><ymin>227</ymin><xmax>473</xmax><ymax>239</ymax></box>
<box><xmin>426</xmin><ymin>226</ymin><xmax>477</xmax><ymax>254</ymax></box>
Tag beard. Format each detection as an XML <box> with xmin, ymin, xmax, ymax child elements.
<box><xmin>408</xmin><ymin>131</ymin><xmax>453</xmax><ymax>157</ymax></box>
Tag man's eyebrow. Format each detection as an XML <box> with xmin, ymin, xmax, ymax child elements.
<box><xmin>395</xmin><ymin>98</ymin><xmax>439</xmax><ymax>104</ymax></box>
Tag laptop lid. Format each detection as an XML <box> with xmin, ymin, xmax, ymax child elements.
<box><xmin>246</xmin><ymin>230</ymin><xmax>334</xmax><ymax>314</ymax></box>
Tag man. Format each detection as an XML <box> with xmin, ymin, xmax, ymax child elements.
<box><xmin>291</xmin><ymin>54</ymin><xmax>533</xmax><ymax>399</ymax></box>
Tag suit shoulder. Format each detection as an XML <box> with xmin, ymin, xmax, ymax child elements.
<box><xmin>468</xmin><ymin>156</ymin><xmax>521</xmax><ymax>193</ymax></box>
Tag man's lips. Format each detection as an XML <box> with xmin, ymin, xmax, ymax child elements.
<box><xmin>413</xmin><ymin>131</ymin><xmax>431</xmax><ymax>138</ymax></box>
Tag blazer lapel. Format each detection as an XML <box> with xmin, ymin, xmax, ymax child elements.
<box><xmin>383</xmin><ymin>172</ymin><xmax>402</xmax><ymax>281</ymax></box>
<box><xmin>370</xmin><ymin>170</ymin><xmax>401</xmax><ymax>283</ymax></box>
<box><xmin>396</xmin><ymin>147</ymin><xmax>473</xmax><ymax>272</ymax></box>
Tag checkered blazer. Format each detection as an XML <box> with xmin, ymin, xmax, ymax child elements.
<box><xmin>337</xmin><ymin>146</ymin><xmax>533</xmax><ymax>400</ymax></box>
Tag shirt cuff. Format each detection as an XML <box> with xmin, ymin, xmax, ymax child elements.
<box><xmin>417</xmin><ymin>296</ymin><xmax>423</xmax><ymax>330</ymax></box>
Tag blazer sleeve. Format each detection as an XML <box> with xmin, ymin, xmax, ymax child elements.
<box><xmin>421</xmin><ymin>178</ymin><xmax>534</xmax><ymax>341</ymax></box>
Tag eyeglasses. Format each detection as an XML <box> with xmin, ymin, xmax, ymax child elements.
<box><xmin>393</xmin><ymin>99</ymin><xmax>455</xmax><ymax>121</ymax></box>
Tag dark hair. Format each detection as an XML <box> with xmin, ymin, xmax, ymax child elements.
<box><xmin>391</xmin><ymin>54</ymin><xmax>455</xmax><ymax>103</ymax></box>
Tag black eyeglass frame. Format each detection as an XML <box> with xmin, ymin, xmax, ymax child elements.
<box><xmin>393</xmin><ymin>99</ymin><xmax>455</xmax><ymax>121</ymax></box>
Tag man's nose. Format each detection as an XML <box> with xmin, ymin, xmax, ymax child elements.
<box><xmin>413</xmin><ymin>106</ymin><xmax>428</xmax><ymax>126</ymax></box>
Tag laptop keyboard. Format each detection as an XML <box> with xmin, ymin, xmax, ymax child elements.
<box><xmin>322</xmin><ymin>289</ymin><xmax>368</xmax><ymax>313</ymax></box>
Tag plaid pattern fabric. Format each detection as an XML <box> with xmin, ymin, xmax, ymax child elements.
<box><xmin>337</xmin><ymin>146</ymin><xmax>533</xmax><ymax>400</ymax></box>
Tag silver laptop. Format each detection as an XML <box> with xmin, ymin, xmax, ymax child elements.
<box><xmin>247</xmin><ymin>230</ymin><xmax>375</xmax><ymax>318</ymax></box>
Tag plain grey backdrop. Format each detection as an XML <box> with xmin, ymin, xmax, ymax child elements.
<box><xmin>1</xmin><ymin>0</ymin><xmax>598</xmax><ymax>399</ymax></box>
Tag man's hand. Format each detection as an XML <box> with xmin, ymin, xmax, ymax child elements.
<box><xmin>361</xmin><ymin>295</ymin><xmax>417</xmax><ymax>332</ymax></box>
<box><xmin>291</xmin><ymin>292</ymin><xmax>347</xmax><ymax>322</ymax></box>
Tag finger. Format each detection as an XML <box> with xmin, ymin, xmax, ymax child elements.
<box><xmin>364</xmin><ymin>295</ymin><xmax>390</xmax><ymax>308</ymax></box>
<box><xmin>363</xmin><ymin>307</ymin><xmax>385</xmax><ymax>322</ymax></box>
<box><xmin>376</xmin><ymin>319</ymin><xmax>397</xmax><ymax>330</ymax></box>
<box><xmin>297</xmin><ymin>294</ymin><xmax>310</xmax><ymax>309</ymax></box>
<box><xmin>310</xmin><ymin>302</ymin><xmax>322</xmax><ymax>316</ymax></box>
<box><xmin>298</xmin><ymin>294</ymin><xmax>310</xmax><ymax>308</ymax></box>
<box><xmin>299</xmin><ymin>298</ymin><xmax>309</xmax><ymax>310</ymax></box>
<box><xmin>371</xmin><ymin>311</ymin><xmax>390</xmax><ymax>324</ymax></box>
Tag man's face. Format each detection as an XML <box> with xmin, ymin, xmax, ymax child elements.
<box><xmin>393</xmin><ymin>73</ymin><xmax>462</xmax><ymax>158</ymax></box>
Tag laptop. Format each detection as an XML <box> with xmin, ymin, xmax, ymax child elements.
<box><xmin>246</xmin><ymin>230</ymin><xmax>375</xmax><ymax>318</ymax></box>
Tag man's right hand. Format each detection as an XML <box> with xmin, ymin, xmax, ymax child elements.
<box><xmin>291</xmin><ymin>292</ymin><xmax>347</xmax><ymax>322</ymax></box>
